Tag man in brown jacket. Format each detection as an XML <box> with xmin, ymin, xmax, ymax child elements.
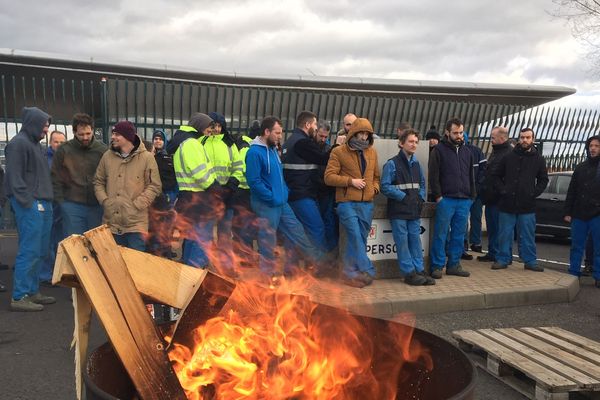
<box><xmin>325</xmin><ymin>117</ymin><xmax>380</xmax><ymax>288</ymax></box>
<box><xmin>94</xmin><ymin>121</ymin><xmax>162</xmax><ymax>250</ymax></box>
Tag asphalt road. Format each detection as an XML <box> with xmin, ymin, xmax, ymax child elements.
<box><xmin>0</xmin><ymin>232</ymin><xmax>597</xmax><ymax>400</ymax></box>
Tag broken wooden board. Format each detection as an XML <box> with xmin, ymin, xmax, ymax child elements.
<box><xmin>453</xmin><ymin>327</ymin><xmax>600</xmax><ymax>400</ymax></box>
<box><xmin>53</xmin><ymin>233</ymin><xmax>206</xmax><ymax>309</ymax></box>
<box><xmin>72</xmin><ymin>287</ymin><xmax>92</xmax><ymax>400</ymax></box>
<box><xmin>62</xmin><ymin>230</ymin><xmax>186</xmax><ymax>400</ymax></box>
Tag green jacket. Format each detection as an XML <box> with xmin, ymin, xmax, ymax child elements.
<box><xmin>51</xmin><ymin>137</ymin><xmax>107</xmax><ymax>205</ymax></box>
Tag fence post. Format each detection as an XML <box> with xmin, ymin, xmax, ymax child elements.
<box><xmin>100</xmin><ymin>77</ymin><xmax>109</xmax><ymax>144</ymax></box>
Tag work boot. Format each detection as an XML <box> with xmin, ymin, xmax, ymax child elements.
<box><xmin>446</xmin><ymin>264</ymin><xmax>471</xmax><ymax>277</ymax></box>
<box><xmin>416</xmin><ymin>271</ymin><xmax>436</xmax><ymax>285</ymax></box>
<box><xmin>11</xmin><ymin>295</ymin><xmax>44</xmax><ymax>312</ymax></box>
<box><xmin>29</xmin><ymin>292</ymin><xmax>56</xmax><ymax>305</ymax></box>
<box><xmin>341</xmin><ymin>275</ymin><xmax>367</xmax><ymax>289</ymax></box>
<box><xmin>404</xmin><ymin>272</ymin><xmax>427</xmax><ymax>286</ymax></box>
<box><xmin>430</xmin><ymin>269</ymin><xmax>443</xmax><ymax>279</ymax></box>
<box><xmin>461</xmin><ymin>252</ymin><xmax>473</xmax><ymax>260</ymax></box>
<box><xmin>491</xmin><ymin>262</ymin><xmax>508</xmax><ymax>270</ymax></box>
<box><xmin>470</xmin><ymin>244</ymin><xmax>483</xmax><ymax>253</ymax></box>
<box><xmin>524</xmin><ymin>264</ymin><xmax>544</xmax><ymax>272</ymax></box>
<box><xmin>358</xmin><ymin>272</ymin><xmax>374</xmax><ymax>286</ymax></box>
<box><xmin>477</xmin><ymin>254</ymin><xmax>495</xmax><ymax>262</ymax></box>
<box><xmin>582</xmin><ymin>264</ymin><xmax>592</xmax><ymax>277</ymax></box>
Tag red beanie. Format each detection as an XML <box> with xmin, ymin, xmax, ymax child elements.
<box><xmin>112</xmin><ymin>121</ymin><xmax>137</xmax><ymax>143</ymax></box>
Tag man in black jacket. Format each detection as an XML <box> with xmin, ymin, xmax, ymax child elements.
<box><xmin>477</xmin><ymin>126</ymin><xmax>512</xmax><ymax>262</ymax></box>
<box><xmin>492</xmin><ymin>128</ymin><xmax>548</xmax><ymax>271</ymax></box>
<box><xmin>564</xmin><ymin>135</ymin><xmax>600</xmax><ymax>287</ymax></box>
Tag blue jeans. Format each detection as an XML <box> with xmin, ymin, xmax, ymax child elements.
<box><xmin>485</xmin><ymin>204</ymin><xmax>500</xmax><ymax>259</ymax></box>
<box><xmin>337</xmin><ymin>201</ymin><xmax>375</xmax><ymax>279</ymax></box>
<box><xmin>182</xmin><ymin>219</ymin><xmax>215</xmax><ymax>268</ymax></box>
<box><xmin>391</xmin><ymin>218</ymin><xmax>423</xmax><ymax>276</ymax></box>
<box><xmin>39</xmin><ymin>202</ymin><xmax>64</xmax><ymax>282</ymax></box>
<box><xmin>252</xmin><ymin>198</ymin><xmax>322</xmax><ymax>275</ymax></box>
<box><xmin>61</xmin><ymin>201</ymin><xmax>103</xmax><ymax>237</ymax></box>
<box><xmin>430</xmin><ymin>198</ymin><xmax>472</xmax><ymax>269</ymax></box>
<box><xmin>466</xmin><ymin>196</ymin><xmax>483</xmax><ymax>246</ymax></box>
<box><xmin>113</xmin><ymin>232</ymin><xmax>146</xmax><ymax>251</ymax></box>
<box><xmin>318</xmin><ymin>193</ymin><xmax>339</xmax><ymax>251</ymax></box>
<box><xmin>569</xmin><ymin>216</ymin><xmax>600</xmax><ymax>280</ymax></box>
<box><xmin>10</xmin><ymin>197</ymin><xmax>53</xmax><ymax>300</ymax></box>
<box><xmin>289</xmin><ymin>197</ymin><xmax>330</xmax><ymax>253</ymax></box>
<box><xmin>497</xmin><ymin>212</ymin><xmax>537</xmax><ymax>266</ymax></box>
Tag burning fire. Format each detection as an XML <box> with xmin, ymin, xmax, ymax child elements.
<box><xmin>168</xmin><ymin>278</ymin><xmax>433</xmax><ymax>399</ymax></box>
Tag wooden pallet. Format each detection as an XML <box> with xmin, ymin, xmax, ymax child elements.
<box><xmin>453</xmin><ymin>327</ymin><xmax>600</xmax><ymax>400</ymax></box>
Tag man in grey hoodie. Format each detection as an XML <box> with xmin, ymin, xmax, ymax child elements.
<box><xmin>4</xmin><ymin>107</ymin><xmax>56</xmax><ymax>311</ymax></box>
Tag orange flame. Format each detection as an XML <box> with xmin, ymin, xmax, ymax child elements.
<box><xmin>168</xmin><ymin>278</ymin><xmax>433</xmax><ymax>400</ymax></box>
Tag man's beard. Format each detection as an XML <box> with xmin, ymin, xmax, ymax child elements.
<box><xmin>520</xmin><ymin>142</ymin><xmax>532</xmax><ymax>150</ymax></box>
<box><xmin>450</xmin><ymin>137</ymin><xmax>464</xmax><ymax>146</ymax></box>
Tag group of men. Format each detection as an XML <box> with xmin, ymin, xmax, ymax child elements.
<box><xmin>2</xmin><ymin>106</ymin><xmax>599</xmax><ymax>308</ymax></box>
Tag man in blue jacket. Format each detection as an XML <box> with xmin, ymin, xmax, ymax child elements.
<box><xmin>245</xmin><ymin>116</ymin><xmax>322</xmax><ymax>284</ymax></box>
<box><xmin>4</xmin><ymin>107</ymin><xmax>56</xmax><ymax>311</ymax></box>
<box><xmin>428</xmin><ymin>117</ymin><xmax>475</xmax><ymax>279</ymax></box>
<box><xmin>381</xmin><ymin>129</ymin><xmax>435</xmax><ymax>286</ymax></box>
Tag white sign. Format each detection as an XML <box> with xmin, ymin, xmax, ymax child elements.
<box><xmin>366</xmin><ymin>218</ymin><xmax>430</xmax><ymax>261</ymax></box>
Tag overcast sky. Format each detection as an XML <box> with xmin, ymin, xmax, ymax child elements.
<box><xmin>1</xmin><ymin>0</ymin><xmax>598</xmax><ymax>107</ymax></box>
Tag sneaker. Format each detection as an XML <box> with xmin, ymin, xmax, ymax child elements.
<box><xmin>477</xmin><ymin>254</ymin><xmax>495</xmax><ymax>262</ymax></box>
<box><xmin>11</xmin><ymin>295</ymin><xmax>44</xmax><ymax>312</ymax></box>
<box><xmin>524</xmin><ymin>264</ymin><xmax>544</xmax><ymax>272</ymax></box>
<box><xmin>341</xmin><ymin>276</ymin><xmax>367</xmax><ymax>288</ymax></box>
<box><xmin>461</xmin><ymin>252</ymin><xmax>474</xmax><ymax>260</ymax></box>
<box><xmin>491</xmin><ymin>262</ymin><xmax>508</xmax><ymax>270</ymax></box>
<box><xmin>0</xmin><ymin>281</ymin><xmax>5</xmax><ymax>292</ymax></box>
<box><xmin>430</xmin><ymin>269</ymin><xmax>443</xmax><ymax>279</ymax></box>
<box><xmin>416</xmin><ymin>272</ymin><xmax>436</xmax><ymax>285</ymax></box>
<box><xmin>29</xmin><ymin>292</ymin><xmax>56</xmax><ymax>305</ymax></box>
<box><xmin>470</xmin><ymin>244</ymin><xmax>483</xmax><ymax>253</ymax></box>
<box><xmin>446</xmin><ymin>265</ymin><xmax>471</xmax><ymax>277</ymax></box>
<box><xmin>582</xmin><ymin>264</ymin><xmax>592</xmax><ymax>277</ymax></box>
<box><xmin>404</xmin><ymin>272</ymin><xmax>427</xmax><ymax>286</ymax></box>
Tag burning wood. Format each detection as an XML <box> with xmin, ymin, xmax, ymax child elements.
<box><xmin>54</xmin><ymin>225</ymin><xmax>435</xmax><ymax>400</ymax></box>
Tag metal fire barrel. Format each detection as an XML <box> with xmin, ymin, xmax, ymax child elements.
<box><xmin>84</xmin><ymin>317</ymin><xmax>476</xmax><ymax>400</ymax></box>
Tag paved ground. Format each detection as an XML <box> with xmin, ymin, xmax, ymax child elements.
<box><xmin>0</xmin><ymin>231</ymin><xmax>598</xmax><ymax>400</ymax></box>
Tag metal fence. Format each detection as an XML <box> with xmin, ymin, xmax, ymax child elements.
<box><xmin>1</xmin><ymin>74</ymin><xmax>598</xmax><ymax>173</ymax></box>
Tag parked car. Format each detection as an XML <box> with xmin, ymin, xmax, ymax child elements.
<box><xmin>535</xmin><ymin>171</ymin><xmax>572</xmax><ymax>238</ymax></box>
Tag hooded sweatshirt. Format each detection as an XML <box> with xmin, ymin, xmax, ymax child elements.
<box><xmin>245</xmin><ymin>137</ymin><xmax>288</xmax><ymax>207</ymax></box>
<box><xmin>4</xmin><ymin>107</ymin><xmax>53</xmax><ymax>207</ymax></box>
<box><xmin>564</xmin><ymin>135</ymin><xmax>600</xmax><ymax>221</ymax></box>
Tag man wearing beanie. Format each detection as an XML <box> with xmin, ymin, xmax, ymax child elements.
<box><xmin>325</xmin><ymin>117</ymin><xmax>380</xmax><ymax>288</ymax></box>
<box><xmin>425</xmin><ymin>126</ymin><xmax>441</xmax><ymax>149</ymax></box>
<box><xmin>172</xmin><ymin>113</ymin><xmax>221</xmax><ymax>269</ymax></box>
<box><xmin>94</xmin><ymin>120</ymin><xmax>161</xmax><ymax>250</ymax></box>
<box><xmin>5</xmin><ymin>107</ymin><xmax>56</xmax><ymax>311</ymax></box>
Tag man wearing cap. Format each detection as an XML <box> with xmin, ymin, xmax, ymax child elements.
<box><xmin>4</xmin><ymin>107</ymin><xmax>56</xmax><ymax>311</ymax></box>
<box><xmin>94</xmin><ymin>120</ymin><xmax>161</xmax><ymax>250</ymax></box>
<box><xmin>172</xmin><ymin>113</ymin><xmax>221</xmax><ymax>268</ymax></box>
<box><xmin>147</xmin><ymin>129</ymin><xmax>178</xmax><ymax>257</ymax></box>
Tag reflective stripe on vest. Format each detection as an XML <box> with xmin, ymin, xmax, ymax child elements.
<box><xmin>282</xmin><ymin>163</ymin><xmax>319</xmax><ymax>170</ymax></box>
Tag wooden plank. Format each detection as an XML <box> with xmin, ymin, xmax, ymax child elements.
<box><xmin>72</xmin><ymin>287</ymin><xmax>92</xmax><ymax>400</ymax></box>
<box><xmin>479</xmin><ymin>329</ymin><xmax>598</xmax><ymax>388</ymax></box>
<box><xmin>52</xmin><ymin>232</ymin><xmax>205</xmax><ymax>308</ymax></box>
<box><xmin>496</xmin><ymin>328</ymin><xmax>600</xmax><ymax>387</ymax></box>
<box><xmin>83</xmin><ymin>226</ymin><xmax>186</xmax><ymax>400</ymax></box>
<box><xmin>62</xmin><ymin>235</ymin><xmax>184</xmax><ymax>400</ymax></box>
<box><xmin>169</xmin><ymin>272</ymin><xmax>236</xmax><ymax>350</ymax></box>
<box><xmin>521</xmin><ymin>328</ymin><xmax>600</xmax><ymax>370</ymax></box>
<box><xmin>453</xmin><ymin>330</ymin><xmax>577</xmax><ymax>390</ymax></box>
<box><xmin>539</xmin><ymin>327</ymin><xmax>600</xmax><ymax>356</ymax></box>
